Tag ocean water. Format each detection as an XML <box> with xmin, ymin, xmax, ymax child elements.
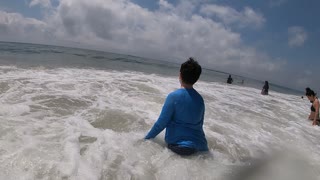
<box><xmin>0</xmin><ymin>42</ymin><xmax>319</xmax><ymax>180</ymax></box>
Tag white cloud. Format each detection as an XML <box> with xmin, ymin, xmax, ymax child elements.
<box><xmin>288</xmin><ymin>26</ymin><xmax>308</xmax><ymax>47</ymax></box>
<box><xmin>158</xmin><ymin>0</ymin><xmax>174</xmax><ymax>11</ymax></box>
<box><xmin>0</xmin><ymin>0</ymin><xmax>286</xmax><ymax>84</ymax></box>
<box><xmin>29</xmin><ymin>0</ymin><xmax>52</xmax><ymax>8</ymax></box>
<box><xmin>0</xmin><ymin>11</ymin><xmax>49</xmax><ymax>43</ymax></box>
<box><xmin>200</xmin><ymin>5</ymin><xmax>265</xmax><ymax>28</ymax></box>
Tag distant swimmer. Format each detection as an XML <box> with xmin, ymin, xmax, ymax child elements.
<box><xmin>145</xmin><ymin>57</ymin><xmax>208</xmax><ymax>155</ymax></box>
<box><xmin>305</xmin><ymin>87</ymin><xmax>319</xmax><ymax>126</ymax></box>
<box><xmin>261</xmin><ymin>81</ymin><xmax>269</xmax><ymax>95</ymax></box>
<box><xmin>227</xmin><ymin>75</ymin><xmax>233</xmax><ymax>84</ymax></box>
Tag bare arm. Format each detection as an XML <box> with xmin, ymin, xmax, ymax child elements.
<box><xmin>312</xmin><ymin>99</ymin><xmax>319</xmax><ymax>125</ymax></box>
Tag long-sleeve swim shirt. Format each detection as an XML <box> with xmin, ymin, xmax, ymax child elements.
<box><xmin>145</xmin><ymin>88</ymin><xmax>208</xmax><ymax>151</ymax></box>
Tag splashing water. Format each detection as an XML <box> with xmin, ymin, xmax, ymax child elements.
<box><xmin>0</xmin><ymin>65</ymin><xmax>319</xmax><ymax>180</ymax></box>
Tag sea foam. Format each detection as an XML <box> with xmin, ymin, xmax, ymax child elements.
<box><xmin>0</xmin><ymin>66</ymin><xmax>319</xmax><ymax>180</ymax></box>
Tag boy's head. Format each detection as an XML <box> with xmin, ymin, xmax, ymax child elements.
<box><xmin>180</xmin><ymin>57</ymin><xmax>202</xmax><ymax>85</ymax></box>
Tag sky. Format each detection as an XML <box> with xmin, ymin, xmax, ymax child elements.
<box><xmin>0</xmin><ymin>0</ymin><xmax>319</xmax><ymax>91</ymax></box>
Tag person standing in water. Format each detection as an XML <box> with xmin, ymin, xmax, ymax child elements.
<box><xmin>145</xmin><ymin>57</ymin><xmax>208</xmax><ymax>155</ymax></box>
<box><xmin>305</xmin><ymin>88</ymin><xmax>319</xmax><ymax>126</ymax></box>
<box><xmin>261</xmin><ymin>81</ymin><xmax>269</xmax><ymax>95</ymax></box>
<box><xmin>227</xmin><ymin>75</ymin><xmax>233</xmax><ymax>84</ymax></box>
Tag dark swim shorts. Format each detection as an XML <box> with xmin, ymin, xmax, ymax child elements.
<box><xmin>168</xmin><ymin>144</ymin><xmax>197</xmax><ymax>156</ymax></box>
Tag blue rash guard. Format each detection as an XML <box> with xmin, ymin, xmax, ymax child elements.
<box><xmin>145</xmin><ymin>88</ymin><xmax>208</xmax><ymax>151</ymax></box>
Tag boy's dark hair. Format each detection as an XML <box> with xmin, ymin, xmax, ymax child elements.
<box><xmin>180</xmin><ymin>57</ymin><xmax>202</xmax><ymax>85</ymax></box>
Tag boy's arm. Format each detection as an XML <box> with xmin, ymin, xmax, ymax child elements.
<box><xmin>200</xmin><ymin>102</ymin><xmax>205</xmax><ymax>127</ymax></box>
<box><xmin>145</xmin><ymin>94</ymin><xmax>175</xmax><ymax>139</ymax></box>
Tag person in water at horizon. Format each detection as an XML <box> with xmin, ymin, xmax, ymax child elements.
<box><xmin>305</xmin><ymin>87</ymin><xmax>319</xmax><ymax>126</ymax></box>
<box><xmin>145</xmin><ymin>57</ymin><xmax>208</xmax><ymax>156</ymax></box>
<box><xmin>261</xmin><ymin>81</ymin><xmax>269</xmax><ymax>95</ymax></box>
<box><xmin>227</xmin><ymin>75</ymin><xmax>233</xmax><ymax>84</ymax></box>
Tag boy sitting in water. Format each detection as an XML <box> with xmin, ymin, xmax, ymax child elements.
<box><xmin>145</xmin><ymin>58</ymin><xmax>208</xmax><ymax>155</ymax></box>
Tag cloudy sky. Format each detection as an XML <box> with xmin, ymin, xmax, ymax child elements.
<box><xmin>0</xmin><ymin>0</ymin><xmax>319</xmax><ymax>91</ymax></box>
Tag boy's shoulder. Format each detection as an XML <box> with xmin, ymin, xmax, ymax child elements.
<box><xmin>169</xmin><ymin>88</ymin><xmax>203</xmax><ymax>100</ymax></box>
<box><xmin>168</xmin><ymin>88</ymin><xmax>184</xmax><ymax>97</ymax></box>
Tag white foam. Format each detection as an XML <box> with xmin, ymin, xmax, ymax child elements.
<box><xmin>0</xmin><ymin>104</ymin><xmax>30</xmax><ymax>116</ymax></box>
<box><xmin>0</xmin><ymin>66</ymin><xmax>319</xmax><ymax>179</ymax></box>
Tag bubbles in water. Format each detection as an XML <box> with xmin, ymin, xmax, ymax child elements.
<box><xmin>0</xmin><ymin>66</ymin><xmax>319</xmax><ymax>179</ymax></box>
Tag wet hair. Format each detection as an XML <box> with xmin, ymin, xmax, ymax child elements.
<box><xmin>305</xmin><ymin>87</ymin><xmax>316</xmax><ymax>97</ymax></box>
<box><xmin>263</xmin><ymin>81</ymin><xmax>269</xmax><ymax>89</ymax></box>
<box><xmin>180</xmin><ymin>57</ymin><xmax>202</xmax><ymax>85</ymax></box>
<box><xmin>306</xmin><ymin>87</ymin><xmax>311</xmax><ymax>92</ymax></box>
